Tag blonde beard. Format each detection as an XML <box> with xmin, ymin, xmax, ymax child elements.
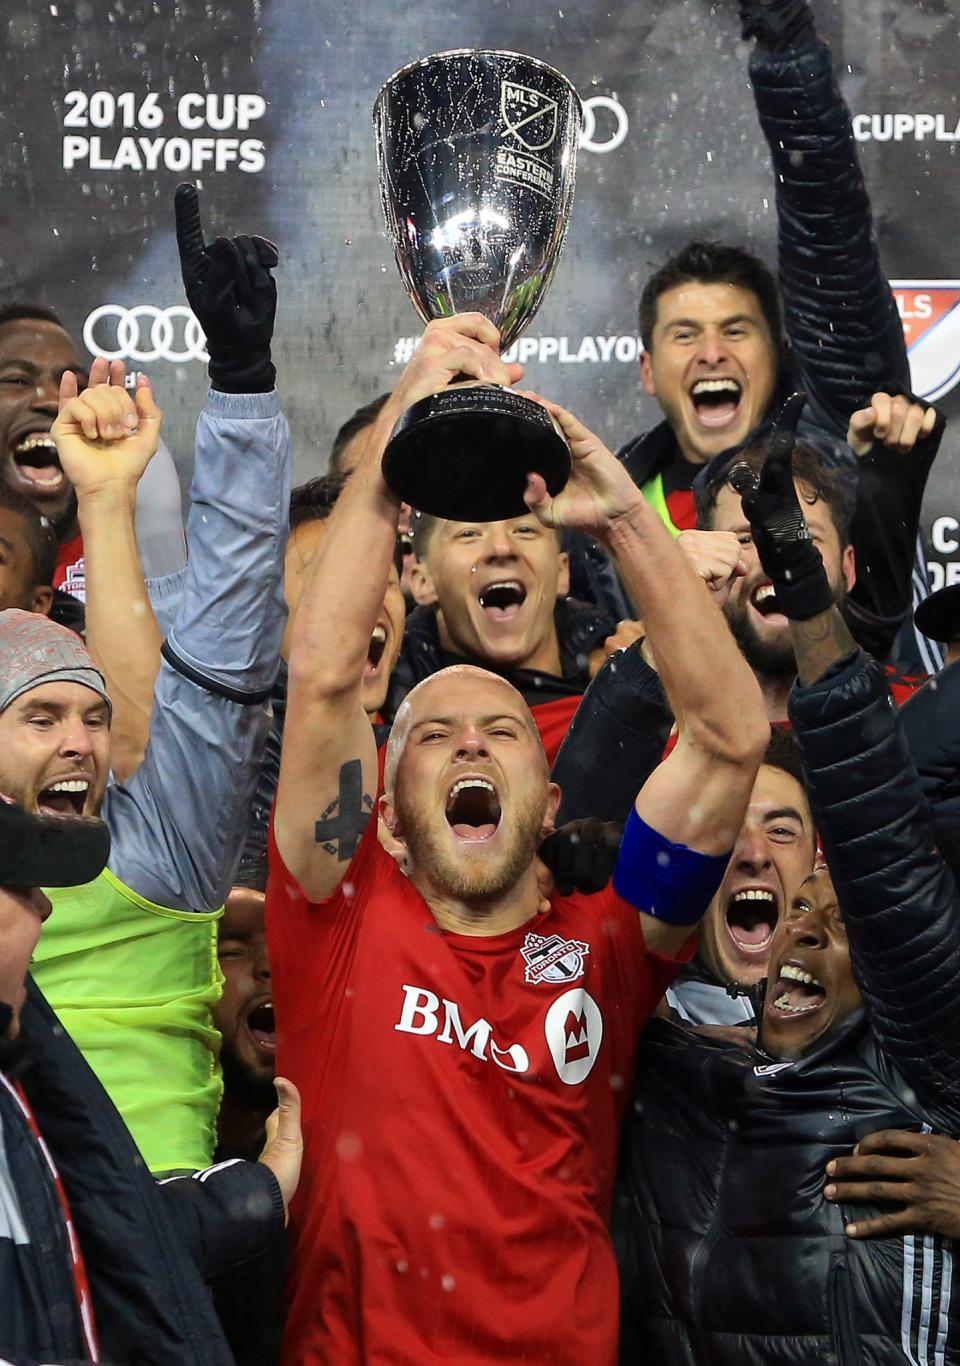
<box><xmin>399</xmin><ymin>794</ymin><xmax>545</xmax><ymax>905</ymax></box>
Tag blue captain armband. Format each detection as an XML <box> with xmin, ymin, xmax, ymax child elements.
<box><xmin>612</xmin><ymin>808</ymin><xmax>731</xmax><ymax>926</ymax></box>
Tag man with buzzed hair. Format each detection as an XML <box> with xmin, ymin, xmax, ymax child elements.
<box><xmin>268</xmin><ymin>313</ymin><xmax>768</xmax><ymax>1363</ymax></box>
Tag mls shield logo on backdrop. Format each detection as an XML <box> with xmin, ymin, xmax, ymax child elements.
<box><xmin>891</xmin><ymin>281</ymin><xmax>960</xmax><ymax>402</ymax></box>
<box><xmin>500</xmin><ymin>80</ymin><xmax>558</xmax><ymax>151</ymax></box>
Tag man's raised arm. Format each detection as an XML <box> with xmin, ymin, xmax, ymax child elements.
<box><xmin>275</xmin><ymin>314</ymin><xmax>522</xmax><ymax>901</ymax></box>
<box><xmin>737</xmin><ymin>394</ymin><xmax>960</xmax><ymax>1108</ymax></box>
<box><xmin>524</xmin><ymin>396</ymin><xmax>769</xmax><ymax>954</ymax></box>
<box><xmin>52</xmin><ymin>365</ymin><xmax>163</xmax><ymax>783</ymax></box>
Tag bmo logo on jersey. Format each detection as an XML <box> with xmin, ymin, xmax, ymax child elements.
<box><xmin>395</xmin><ymin>985</ymin><xmax>530</xmax><ymax>1073</ymax></box>
<box><xmin>394</xmin><ymin>983</ymin><xmax>604</xmax><ymax>1085</ymax></box>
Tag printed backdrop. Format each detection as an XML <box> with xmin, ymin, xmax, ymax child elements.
<box><xmin>2</xmin><ymin>0</ymin><xmax>959</xmax><ymax>585</ymax></box>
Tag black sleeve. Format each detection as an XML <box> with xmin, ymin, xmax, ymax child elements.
<box><xmin>789</xmin><ymin>650</ymin><xmax>960</xmax><ymax>1116</ymax></box>
<box><xmin>843</xmin><ymin>397</ymin><xmax>945</xmax><ymax>663</ymax></box>
<box><xmin>552</xmin><ymin>642</ymin><xmax>673</xmax><ymax>825</ymax></box>
<box><xmin>752</xmin><ymin>40</ymin><xmax>931</xmax><ymax>660</ymax></box>
<box><xmin>751</xmin><ymin>38</ymin><xmax>909</xmax><ymax>425</ymax></box>
<box><xmin>900</xmin><ymin>659</ymin><xmax>960</xmax><ymax>820</ymax></box>
<box><xmin>159</xmin><ymin>1158</ymin><xmax>285</xmax><ymax>1281</ymax></box>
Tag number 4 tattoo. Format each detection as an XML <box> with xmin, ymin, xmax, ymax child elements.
<box><xmin>314</xmin><ymin>759</ymin><xmax>374</xmax><ymax>861</ymax></box>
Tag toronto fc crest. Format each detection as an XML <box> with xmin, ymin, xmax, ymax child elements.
<box><xmin>521</xmin><ymin>931</ymin><xmax>590</xmax><ymax>985</ymax></box>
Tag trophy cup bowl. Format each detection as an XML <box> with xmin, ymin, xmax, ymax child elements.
<box><xmin>374</xmin><ymin>49</ymin><xmax>582</xmax><ymax>520</ymax></box>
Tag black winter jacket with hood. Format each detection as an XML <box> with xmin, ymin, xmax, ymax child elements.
<box><xmin>0</xmin><ymin>978</ymin><xmax>284</xmax><ymax>1366</ymax></box>
<box><xmin>617</xmin><ymin>651</ymin><xmax>960</xmax><ymax>1364</ymax></box>
<box><xmin>618</xmin><ymin>36</ymin><xmax>937</xmax><ymax>673</ymax></box>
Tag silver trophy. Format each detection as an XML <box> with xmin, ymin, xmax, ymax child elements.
<box><xmin>374</xmin><ymin>49</ymin><xmax>582</xmax><ymax>520</ymax></box>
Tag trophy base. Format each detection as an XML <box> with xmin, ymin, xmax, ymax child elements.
<box><xmin>382</xmin><ymin>384</ymin><xmax>571</xmax><ymax>521</ymax></box>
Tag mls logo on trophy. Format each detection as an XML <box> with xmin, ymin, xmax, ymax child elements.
<box><xmin>500</xmin><ymin>81</ymin><xmax>560</xmax><ymax>152</ymax></box>
<box><xmin>374</xmin><ymin>49</ymin><xmax>582</xmax><ymax>520</ymax></box>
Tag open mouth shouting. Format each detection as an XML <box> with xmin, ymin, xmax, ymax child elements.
<box><xmin>37</xmin><ymin>776</ymin><xmax>91</xmax><ymax>817</ymax></box>
<box><xmin>726</xmin><ymin>886</ymin><xmax>778</xmax><ymax>959</ymax></box>
<box><xmin>478</xmin><ymin>580</ymin><xmax>527</xmax><ymax>624</ymax></box>
<box><xmin>689</xmin><ymin>377</ymin><xmax>743</xmax><ymax>432</ymax></box>
<box><xmin>750</xmin><ymin>582</ymin><xmax>785</xmax><ymax>623</ymax></box>
<box><xmin>244</xmin><ymin>998</ymin><xmax>276</xmax><ymax>1056</ymax></box>
<box><xmin>768</xmin><ymin>960</ymin><xmax>827</xmax><ymax>1018</ymax></box>
<box><xmin>444</xmin><ymin>776</ymin><xmax>502</xmax><ymax>842</ymax></box>
<box><xmin>8</xmin><ymin>430</ymin><xmax>67</xmax><ymax>495</ymax></box>
<box><xmin>365</xmin><ymin>625</ymin><xmax>388</xmax><ymax>680</ymax></box>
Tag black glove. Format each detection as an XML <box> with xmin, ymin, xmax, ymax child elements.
<box><xmin>728</xmin><ymin>392</ymin><xmax>835</xmax><ymax>621</ymax></box>
<box><xmin>739</xmin><ymin>0</ymin><xmax>816</xmax><ymax>51</ymax></box>
<box><xmin>538</xmin><ymin>817</ymin><xmax>623</xmax><ymax>897</ymax></box>
<box><xmin>174</xmin><ymin>183</ymin><xmax>278</xmax><ymax>394</ymax></box>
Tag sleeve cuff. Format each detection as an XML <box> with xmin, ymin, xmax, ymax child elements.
<box><xmin>204</xmin><ymin>387</ymin><xmax>281</xmax><ymax>420</ymax></box>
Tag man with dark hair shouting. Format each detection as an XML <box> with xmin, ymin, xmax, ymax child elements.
<box><xmin>619</xmin><ymin>0</ymin><xmax>937</xmax><ymax>672</ymax></box>
<box><xmin>267</xmin><ymin>314</ymin><xmax>768</xmax><ymax>1365</ymax></box>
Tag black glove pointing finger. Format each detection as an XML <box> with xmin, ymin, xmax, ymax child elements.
<box><xmin>728</xmin><ymin>392</ymin><xmax>834</xmax><ymax>621</ymax></box>
<box><xmin>174</xmin><ymin>183</ymin><xmax>278</xmax><ymax>393</ymax></box>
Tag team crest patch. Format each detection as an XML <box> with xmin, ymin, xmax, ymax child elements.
<box><xmin>891</xmin><ymin>280</ymin><xmax>960</xmax><ymax>401</ymax></box>
<box><xmin>500</xmin><ymin>80</ymin><xmax>559</xmax><ymax>152</ymax></box>
<box><xmin>521</xmin><ymin>931</ymin><xmax>590</xmax><ymax>984</ymax></box>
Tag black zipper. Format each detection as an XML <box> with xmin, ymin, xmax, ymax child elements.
<box><xmin>688</xmin><ymin>1122</ymin><xmax>731</xmax><ymax>1327</ymax></box>
<box><xmin>828</xmin><ymin>1251</ymin><xmax>863</xmax><ymax>1366</ymax></box>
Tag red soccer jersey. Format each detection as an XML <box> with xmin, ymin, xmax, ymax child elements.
<box><xmin>267</xmin><ymin>818</ymin><xmax>692</xmax><ymax>1365</ymax></box>
<box><xmin>529</xmin><ymin>691</ymin><xmax>581</xmax><ymax>764</ymax></box>
<box><xmin>54</xmin><ymin>531</ymin><xmax>85</xmax><ymax>601</ymax></box>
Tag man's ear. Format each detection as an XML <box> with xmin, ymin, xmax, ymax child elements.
<box><xmin>555</xmin><ymin>551</ymin><xmax>570</xmax><ymax>599</ymax></box>
<box><xmin>30</xmin><ymin>585</ymin><xmax>53</xmax><ymax>617</ymax></box>
<box><xmin>639</xmin><ymin>349</ymin><xmax>657</xmax><ymax>397</ymax></box>
<box><xmin>378</xmin><ymin>793</ymin><xmax>408</xmax><ymax>871</ymax></box>
<box><xmin>540</xmin><ymin>781</ymin><xmax>561</xmax><ymax>840</ymax></box>
<box><xmin>408</xmin><ymin>556</ymin><xmax>437</xmax><ymax>608</ymax></box>
<box><xmin>842</xmin><ymin>542</ymin><xmax>856</xmax><ymax>594</ymax></box>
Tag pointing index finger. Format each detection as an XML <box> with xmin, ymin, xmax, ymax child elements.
<box><xmin>174</xmin><ymin>182</ymin><xmax>207</xmax><ymax>273</ymax></box>
<box><xmin>755</xmin><ymin>390</ymin><xmax>806</xmax><ymax>490</ymax></box>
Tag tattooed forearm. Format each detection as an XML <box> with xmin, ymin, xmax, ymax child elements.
<box><xmin>314</xmin><ymin>759</ymin><xmax>374</xmax><ymax>860</ymax></box>
<box><xmin>790</xmin><ymin>607</ymin><xmax>858</xmax><ymax>686</ymax></box>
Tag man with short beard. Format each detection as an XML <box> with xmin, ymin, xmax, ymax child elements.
<box><xmin>267</xmin><ymin>313</ymin><xmax>768</xmax><ymax>1364</ymax></box>
<box><xmin>695</xmin><ymin>389</ymin><xmax>941</xmax><ymax>721</ymax></box>
<box><xmin>19</xmin><ymin>186</ymin><xmax>292</xmax><ymax>1177</ymax></box>
<box><xmin>697</xmin><ymin>432</ymin><xmax>856</xmax><ymax>721</ymax></box>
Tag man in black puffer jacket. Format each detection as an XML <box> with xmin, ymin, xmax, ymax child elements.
<box><xmin>0</xmin><ymin>802</ymin><xmax>301</xmax><ymax>1366</ymax></box>
<box><xmin>617</xmin><ymin>405</ymin><xmax>960</xmax><ymax>1364</ymax></box>
<box><xmin>616</xmin><ymin>0</ymin><xmax>938</xmax><ymax>674</ymax></box>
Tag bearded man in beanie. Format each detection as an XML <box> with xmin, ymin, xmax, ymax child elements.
<box><xmin>1</xmin><ymin>185</ymin><xmax>291</xmax><ymax>1178</ymax></box>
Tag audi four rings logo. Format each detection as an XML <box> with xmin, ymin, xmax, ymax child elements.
<box><xmin>579</xmin><ymin>95</ymin><xmax>629</xmax><ymax>154</ymax></box>
<box><xmin>83</xmin><ymin>304</ymin><xmax>209</xmax><ymax>364</ymax></box>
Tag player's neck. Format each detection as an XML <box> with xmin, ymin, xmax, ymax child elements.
<box><xmin>757</xmin><ymin>669</ymin><xmax>791</xmax><ymax>723</ymax></box>
<box><xmin>416</xmin><ymin>866</ymin><xmax>544</xmax><ymax>938</ymax></box>
<box><xmin>437</xmin><ymin>615</ymin><xmax>563</xmax><ymax>679</ymax></box>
